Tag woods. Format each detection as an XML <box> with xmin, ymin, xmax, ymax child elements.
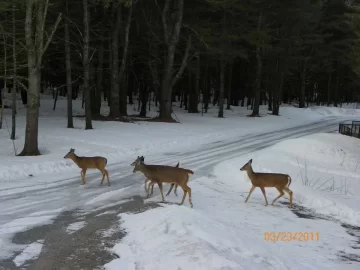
<box><xmin>0</xmin><ymin>0</ymin><xmax>360</xmax><ymax>156</ymax></box>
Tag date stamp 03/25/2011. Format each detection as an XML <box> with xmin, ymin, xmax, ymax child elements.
<box><xmin>264</xmin><ymin>232</ymin><xmax>320</xmax><ymax>242</ymax></box>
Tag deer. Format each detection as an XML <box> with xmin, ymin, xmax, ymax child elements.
<box><xmin>240</xmin><ymin>159</ymin><xmax>293</xmax><ymax>208</ymax></box>
<box><xmin>132</xmin><ymin>156</ymin><xmax>194</xmax><ymax>207</ymax></box>
<box><xmin>130</xmin><ymin>156</ymin><xmax>180</xmax><ymax>197</ymax></box>
<box><xmin>64</xmin><ymin>148</ymin><xmax>110</xmax><ymax>186</ymax></box>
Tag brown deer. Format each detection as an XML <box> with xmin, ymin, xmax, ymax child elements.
<box><xmin>64</xmin><ymin>148</ymin><xmax>110</xmax><ymax>186</ymax></box>
<box><xmin>240</xmin><ymin>159</ymin><xmax>293</xmax><ymax>208</ymax></box>
<box><xmin>130</xmin><ymin>156</ymin><xmax>180</xmax><ymax>196</ymax></box>
<box><xmin>132</xmin><ymin>156</ymin><xmax>194</xmax><ymax>207</ymax></box>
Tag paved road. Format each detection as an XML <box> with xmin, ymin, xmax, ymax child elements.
<box><xmin>0</xmin><ymin>117</ymin><xmax>347</xmax><ymax>269</ymax></box>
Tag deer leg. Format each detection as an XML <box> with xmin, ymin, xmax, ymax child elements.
<box><xmin>146</xmin><ymin>182</ymin><xmax>152</xmax><ymax>197</ymax></box>
<box><xmin>100</xmin><ymin>169</ymin><xmax>105</xmax><ymax>185</ymax></box>
<box><xmin>244</xmin><ymin>185</ymin><xmax>256</xmax><ymax>203</ymax></box>
<box><xmin>272</xmin><ymin>187</ymin><xmax>285</xmax><ymax>206</ymax></box>
<box><xmin>81</xmin><ymin>169</ymin><xmax>87</xmax><ymax>185</ymax></box>
<box><xmin>166</xmin><ymin>184</ymin><xmax>175</xmax><ymax>196</ymax></box>
<box><xmin>283</xmin><ymin>187</ymin><xmax>293</xmax><ymax>208</ymax></box>
<box><xmin>179</xmin><ymin>186</ymin><xmax>188</xmax><ymax>206</ymax></box>
<box><xmin>144</xmin><ymin>179</ymin><xmax>149</xmax><ymax>192</ymax></box>
<box><xmin>105</xmin><ymin>169</ymin><xmax>110</xmax><ymax>186</ymax></box>
<box><xmin>80</xmin><ymin>171</ymin><xmax>84</xmax><ymax>185</ymax></box>
<box><xmin>147</xmin><ymin>181</ymin><xmax>156</xmax><ymax>197</ymax></box>
<box><xmin>148</xmin><ymin>182</ymin><xmax>155</xmax><ymax>197</ymax></box>
<box><xmin>259</xmin><ymin>187</ymin><xmax>269</xmax><ymax>206</ymax></box>
<box><xmin>174</xmin><ymin>184</ymin><xmax>178</xmax><ymax>196</ymax></box>
<box><xmin>157</xmin><ymin>182</ymin><xmax>165</xmax><ymax>202</ymax></box>
<box><xmin>184</xmin><ymin>185</ymin><xmax>193</xmax><ymax>208</ymax></box>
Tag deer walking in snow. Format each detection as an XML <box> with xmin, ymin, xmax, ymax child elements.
<box><xmin>130</xmin><ymin>156</ymin><xmax>180</xmax><ymax>197</ymax></box>
<box><xmin>240</xmin><ymin>159</ymin><xmax>293</xmax><ymax>208</ymax></box>
<box><xmin>64</xmin><ymin>148</ymin><xmax>110</xmax><ymax>186</ymax></box>
<box><xmin>132</xmin><ymin>156</ymin><xmax>194</xmax><ymax>207</ymax></box>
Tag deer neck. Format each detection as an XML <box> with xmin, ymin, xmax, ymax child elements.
<box><xmin>70</xmin><ymin>154</ymin><xmax>81</xmax><ymax>167</ymax></box>
<box><xmin>246</xmin><ymin>166</ymin><xmax>256</xmax><ymax>181</ymax></box>
<box><xmin>138</xmin><ymin>163</ymin><xmax>150</xmax><ymax>175</ymax></box>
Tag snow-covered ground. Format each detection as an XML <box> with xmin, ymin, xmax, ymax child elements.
<box><xmin>0</xmin><ymin>94</ymin><xmax>358</xmax><ymax>182</ymax></box>
<box><xmin>105</xmin><ymin>133</ymin><xmax>360</xmax><ymax>270</ymax></box>
<box><xmin>1</xmin><ymin>93</ymin><xmax>360</xmax><ymax>267</ymax></box>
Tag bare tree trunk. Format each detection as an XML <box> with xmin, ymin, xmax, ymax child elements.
<box><xmin>11</xmin><ymin>4</ymin><xmax>17</xmax><ymax>139</ymax></box>
<box><xmin>218</xmin><ymin>0</ymin><xmax>227</xmax><ymax>117</ymax></box>
<box><xmin>188</xmin><ymin>57</ymin><xmax>199</xmax><ymax>113</ymax></box>
<box><xmin>64</xmin><ymin>0</ymin><xmax>73</xmax><ymax>128</ymax></box>
<box><xmin>273</xmin><ymin>69</ymin><xmax>284</xmax><ymax>116</ymax></box>
<box><xmin>148</xmin><ymin>47</ymin><xmax>160</xmax><ymax>107</ymax></box>
<box><xmin>327</xmin><ymin>71</ymin><xmax>332</xmax><ymax>106</ymax></box>
<box><xmin>226</xmin><ymin>60</ymin><xmax>233</xmax><ymax>110</ymax></box>
<box><xmin>94</xmin><ymin>37</ymin><xmax>104</xmax><ymax>116</ymax></box>
<box><xmin>251</xmin><ymin>11</ymin><xmax>262</xmax><ymax>117</ymax></box>
<box><xmin>109</xmin><ymin>2</ymin><xmax>121</xmax><ymax>118</ymax></box>
<box><xmin>203</xmin><ymin>65</ymin><xmax>209</xmax><ymax>113</ymax></box>
<box><xmin>20</xmin><ymin>0</ymin><xmax>42</xmax><ymax>156</ymax></box>
<box><xmin>159</xmin><ymin>0</ymin><xmax>191</xmax><ymax>121</ymax></box>
<box><xmin>83</xmin><ymin>0</ymin><xmax>92</xmax><ymax>129</ymax></box>
<box><xmin>0</xmin><ymin>24</ymin><xmax>6</xmax><ymax>130</ymax></box>
<box><xmin>20</xmin><ymin>0</ymin><xmax>62</xmax><ymax>156</ymax></box>
<box><xmin>0</xmin><ymin>85</ymin><xmax>3</xmax><ymax>130</ymax></box>
<box><xmin>334</xmin><ymin>66</ymin><xmax>339</xmax><ymax>107</ymax></box>
<box><xmin>118</xmin><ymin>1</ymin><xmax>133</xmax><ymax>116</ymax></box>
<box><xmin>218</xmin><ymin>58</ymin><xmax>225</xmax><ymax>118</ymax></box>
<box><xmin>299</xmin><ymin>60</ymin><xmax>306</xmax><ymax>108</ymax></box>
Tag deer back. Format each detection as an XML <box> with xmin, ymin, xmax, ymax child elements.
<box><xmin>249</xmin><ymin>172</ymin><xmax>289</xmax><ymax>188</ymax></box>
<box><xmin>136</xmin><ymin>164</ymin><xmax>191</xmax><ymax>184</ymax></box>
<box><xmin>76</xmin><ymin>156</ymin><xmax>107</xmax><ymax>169</ymax></box>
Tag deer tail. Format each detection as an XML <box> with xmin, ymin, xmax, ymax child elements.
<box><xmin>185</xmin><ymin>169</ymin><xmax>194</xmax><ymax>175</ymax></box>
<box><xmin>104</xmin><ymin>157</ymin><xmax>108</xmax><ymax>167</ymax></box>
<box><xmin>287</xmin><ymin>176</ymin><xmax>292</xmax><ymax>187</ymax></box>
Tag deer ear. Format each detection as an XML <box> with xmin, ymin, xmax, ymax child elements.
<box><xmin>249</xmin><ymin>159</ymin><xmax>252</xmax><ymax>164</ymax></box>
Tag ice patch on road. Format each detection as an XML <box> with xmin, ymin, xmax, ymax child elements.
<box><xmin>66</xmin><ymin>221</ymin><xmax>87</xmax><ymax>234</ymax></box>
<box><xmin>12</xmin><ymin>240</ymin><xmax>44</xmax><ymax>267</ymax></box>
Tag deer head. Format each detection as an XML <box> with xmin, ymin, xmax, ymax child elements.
<box><xmin>64</xmin><ymin>148</ymin><xmax>76</xmax><ymax>159</ymax></box>
<box><xmin>132</xmin><ymin>156</ymin><xmax>145</xmax><ymax>173</ymax></box>
<box><xmin>131</xmin><ymin>156</ymin><xmax>144</xmax><ymax>166</ymax></box>
<box><xmin>240</xmin><ymin>159</ymin><xmax>252</xmax><ymax>172</ymax></box>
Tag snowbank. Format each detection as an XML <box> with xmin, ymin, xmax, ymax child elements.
<box><xmin>106</xmin><ymin>133</ymin><xmax>360</xmax><ymax>270</ymax></box>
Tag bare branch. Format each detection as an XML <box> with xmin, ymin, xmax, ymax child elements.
<box><xmin>170</xmin><ymin>35</ymin><xmax>192</xmax><ymax>89</ymax></box>
<box><xmin>16</xmin><ymin>79</ymin><xmax>28</xmax><ymax>92</ymax></box>
<box><xmin>89</xmin><ymin>47</ymin><xmax>97</xmax><ymax>63</ymax></box>
<box><xmin>41</xmin><ymin>13</ymin><xmax>62</xmax><ymax>59</ymax></box>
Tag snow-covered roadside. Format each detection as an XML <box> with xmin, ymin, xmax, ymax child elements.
<box><xmin>0</xmin><ymin>95</ymin><xmax>358</xmax><ymax>183</ymax></box>
<box><xmin>105</xmin><ymin>133</ymin><xmax>360</xmax><ymax>270</ymax></box>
